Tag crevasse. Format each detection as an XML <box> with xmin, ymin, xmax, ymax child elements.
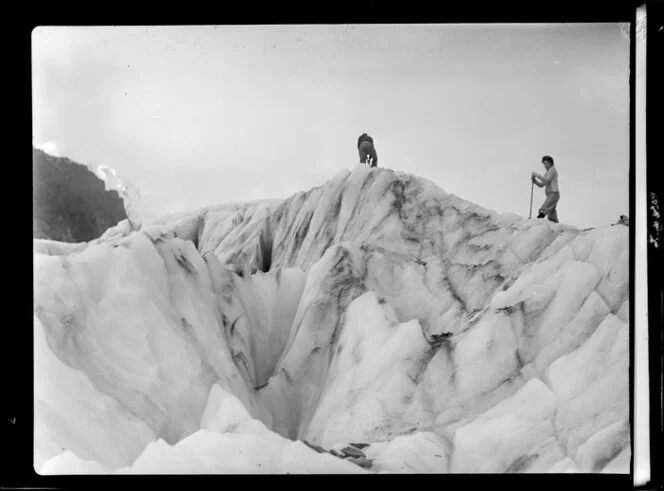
<box><xmin>33</xmin><ymin>165</ymin><xmax>630</xmax><ymax>474</ymax></box>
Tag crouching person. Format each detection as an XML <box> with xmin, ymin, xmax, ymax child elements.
<box><xmin>357</xmin><ymin>133</ymin><xmax>378</xmax><ymax>167</ymax></box>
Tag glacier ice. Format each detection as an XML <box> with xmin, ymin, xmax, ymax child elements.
<box><xmin>33</xmin><ymin>165</ymin><xmax>630</xmax><ymax>474</ymax></box>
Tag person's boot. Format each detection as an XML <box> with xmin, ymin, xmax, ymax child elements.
<box><xmin>537</xmin><ymin>213</ymin><xmax>545</xmax><ymax>219</ymax></box>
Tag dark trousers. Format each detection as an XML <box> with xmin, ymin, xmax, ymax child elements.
<box><xmin>358</xmin><ymin>141</ymin><xmax>378</xmax><ymax>167</ymax></box>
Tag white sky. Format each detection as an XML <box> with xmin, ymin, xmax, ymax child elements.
<box><xmin>32</xmin><ymin>24</ymin><xmax>629</xmax><ymax>229</ymax></box>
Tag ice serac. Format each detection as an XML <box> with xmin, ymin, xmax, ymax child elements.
<box><xmin>33</xmin><ymin>165</ymin><xmax>630</xmax><ymax>474</ymax></box>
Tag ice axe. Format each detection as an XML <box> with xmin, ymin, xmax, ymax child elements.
<box><xmin>528</xmin><ymin>178</ymin><xmax>534</xmax><ymax>219</ymax></box>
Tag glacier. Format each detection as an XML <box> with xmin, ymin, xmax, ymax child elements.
<box><xmin>33</xmin><ymin>165</ymin><xmax>630</xmax><ymax>474</ymax></box>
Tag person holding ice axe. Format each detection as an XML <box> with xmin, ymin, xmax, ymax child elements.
<box><xmin>530</xmin><ymin>155</ymin><xmax>560</xmax><ymax>223</ymax></box>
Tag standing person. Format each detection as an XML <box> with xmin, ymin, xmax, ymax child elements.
<box><xmin>357</xmin><ymin>133</ymin><xmax>378</xmax><ymax>167</ymax></box>
<box><xmin>531</xmin><ymin>155</ymin><xmax>560</xmax><ymax>223</ymax></box>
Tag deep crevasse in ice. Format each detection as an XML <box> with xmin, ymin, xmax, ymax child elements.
<box><xmin>33</xmin><ymin>165</ymin><xmax>630</xmax><ymax>474</ymax></box>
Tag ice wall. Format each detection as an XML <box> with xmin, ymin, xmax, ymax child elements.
<box><xmin>33</xmin><ymin>165</ymin><xmax>630</xmax><ymax>474</ymax></box>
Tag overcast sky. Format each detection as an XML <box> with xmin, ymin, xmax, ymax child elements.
<box><xmin>32</xmin><ymin>24</ymin><xmax>629</xmax><ymax>229</ymax></box>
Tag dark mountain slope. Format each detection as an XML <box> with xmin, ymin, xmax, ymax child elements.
<box><xmin>33</xmin><ymin>148</ymin><xmax>128</xmax><ymax>242</ymax></box>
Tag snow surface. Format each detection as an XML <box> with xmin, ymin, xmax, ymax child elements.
<box><xmin>33</xmin><ymin>164</ymin><xmax>630</xmax><ymax>474</ymax></box>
